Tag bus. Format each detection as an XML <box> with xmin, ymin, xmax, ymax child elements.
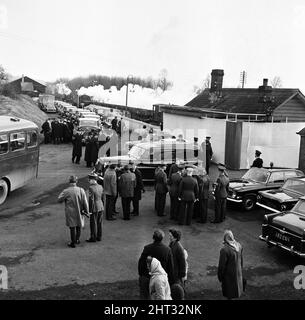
<box><xmin>0</xmin><ymin>116</ymin><xmax>39</xmax><ymax>205</ymax></box>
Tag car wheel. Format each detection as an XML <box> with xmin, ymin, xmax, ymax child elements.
<box><xmin>0</xmin><ymin>179</ymin><xmax>9</xmax><ymax>205</ymax></box>
<box><xmin>242</xmin><ymin>195</ymin><xmax>256</xmax><ymax>211</ymax></box>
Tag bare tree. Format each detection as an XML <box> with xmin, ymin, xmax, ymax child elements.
<box><xmin>158</xmin><ymin>68</ymin><xmax>173</xmax><ymax>91</ymax></box>
<box><xmin>0</xmin><ymin>65</ymin><xmax>8</xmax><ymax>83</ymax></box>
<box><xmin>193</xmin><ymin>74</ymin><xmax>211</xmax><ymax>95</ymax></box>
<box><xmin>271</xmin><ymin>76</ymin><xmax>283</xmax><ymax>88</ymax></box>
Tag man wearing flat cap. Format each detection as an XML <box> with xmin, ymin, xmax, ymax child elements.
<box><xmin>86</xmin><ymin>174</ymin><xmax>104</xmax><ymax>243</ymax></box>
<box><xmin>58</xmin><ymin>176</ymin><xmax>89</xmax><ymax>248</ymax></box>
<box><xmin>212</xmin><ymin>164</ymin><xmax>229</xmax><ymax>223</ymax></box>
<box><xmin>118</xmin><ymin>164</ymin><xmax>136</xmax><ymax>220</ymax></box>
<box><xmin>251</xmin><ymin>150</ymin><xmax>263</xmax><ymax>168</ymax></box>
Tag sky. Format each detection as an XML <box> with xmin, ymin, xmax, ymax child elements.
<box><xmin>1</xmin><ymin>0</ymin><xmax>305</xmax><ymax>100</ymax></box>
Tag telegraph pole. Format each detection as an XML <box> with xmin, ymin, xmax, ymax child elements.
<box><xmin>240</xmin><ymin>71</ymin><xmax>247</xmax><ymax>88</ymax></box>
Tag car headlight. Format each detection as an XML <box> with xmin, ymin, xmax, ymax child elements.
<box><xmin>231</xmin><ymin>191</ymin><xmax>237</xmax><ymax>199</ymax></box>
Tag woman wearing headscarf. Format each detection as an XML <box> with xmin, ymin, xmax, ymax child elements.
<box><xmin>147</xmin><ymin>256</ymin><xmax>172</xmax><ymax>300</ymax></box>
<box><xmin>217</xmin><ymin>230</ymin><xmax>244</xmax><ymax>300</ymax></box>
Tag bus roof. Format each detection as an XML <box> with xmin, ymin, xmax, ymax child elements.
<box><xmin>0</xmin><ymin>116</ymin><xmax>38</xmax><ymax>132</ymax></box>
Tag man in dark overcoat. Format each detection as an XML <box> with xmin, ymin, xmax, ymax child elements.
<box><xmin>131</xmin><ymin>162</ymin><xmax>145</xmax><ymax>216</ymax></box>
<box><xmin>72</xmin><ymin>130</ymin><xmax>83</xmax><ymax>164</ymax></box>
<box><xmin>103</xmin><ymin>164</ymin><xmax>117</xmax><ymax>221</ymax></box>
<box><xmin>168</xmin><ymin>165</ymin><xmax>183</xmax><ymax>220</ymax></box>
<box><xmin>41</xmin><ymin>120</ymin><xmax>51</xmax><ymax>144</ymax></box>
<box><xmin>155</xmin><ymin>164</ymin><xmax>168</xmax><ymax>216</ymax></box>
<box><xmin>202</xmin><ymin>136</ymin><xmax>213</xmax><ymax>174</ymax></box>
<box><xmin>178</xmin><ymin>167</ymin><xmax>199</xmax><ymax>225</ymax></box>
<box><xmin>212</xmin><ymin>164</ymin><xmax>229</xmax><ymax>223</ymax></box>
<box><xmin>197</xmin><ymin>167</ymin><xmax>210</xmax><ymax>223</ymax></box>
<box><xmin>138</xmin><ymin>229</ymin><xmax>174</xmax><ymax>300</ymax></box>
<box><xmin>118</xmin><ymin>165</ymin><xmax>136</xmax><ymax>220</ymax></box>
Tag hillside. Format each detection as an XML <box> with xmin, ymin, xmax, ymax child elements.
<box><xmin>0</xmin><ymin>94</ymin><xmax>47</xmax><ymax>128</ymax></box>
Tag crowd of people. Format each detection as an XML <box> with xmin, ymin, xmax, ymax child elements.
<box><xmin>154</xmin><ymin>161</ymin><xmax>229</xmax><ymax>225</ymax></box>
<box><xmin>41</xmin><ymin>118</ymin><xmax>74</xmax><ymax>144</ymax></box>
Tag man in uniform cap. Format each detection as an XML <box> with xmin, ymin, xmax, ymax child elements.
<box><xmin>212</xmin><ymin>164</ymin><xmax>229</xmax><ymax>223</ymax></box>
<box><xmin>178</xmin><ymin>166</ymin><xmax>199</xmax><ymax>225</ymax></box>
<box><xmin>201</xmin><ymin>136</ymin><xmax>213</xmax><ymax>174</ymax></box>
<box><xmin>86</xmin><ymin>174</ymin><xmax>104</xmax><ymax>243</ymax></box>
<box><xmin>251</xmin><ymin>150</ymin><xmax>263</xmax><ymax>168</ymax></box>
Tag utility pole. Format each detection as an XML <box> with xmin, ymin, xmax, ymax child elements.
<box><xmin>240</xmin><ymin>71</ymin><xmax>247</xmax><ymax>88</ymax></box>
<box><xmin>125</xmin><ymin>75</ymin><xmax>133</xmax><ymax>114</ymax></box>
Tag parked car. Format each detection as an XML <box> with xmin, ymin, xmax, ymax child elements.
<box><xmin>257</xmin><ymin>176</ymin><xmax>305</xmax><ymax>213</ymax></box>
<box><xmin>125</xmin><ymin>131</ymin><xmax>175</xmax><ymax>150</ymax></box>
<box><xmin>96</xmin><ymin>139</ymin><xmax>203</xmax><ymax>182</ymax></box>
<box><xmin>260</xmin><ymin>196</ymin><xmax>305</xmax><ymax>257</ymax></box>
<box><xmin>227</xmin><ymin>167</ymin><xmax>304</xmax><ymax>211</ymax></box>
<box><xmin>77</xmin><ymin>117</ymin><xmax>101</xmax><ymax>145</ymax></box>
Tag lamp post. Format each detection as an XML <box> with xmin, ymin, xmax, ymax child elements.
<box><xmin>125</xmin><ymin>75</ymin><xmax>133</xmax><ymax>113</ymax></box>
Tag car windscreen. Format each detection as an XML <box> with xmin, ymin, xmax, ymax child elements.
<box><xmin>79</xmin><ymin>119</ymin><xmax>99</xmax><ymax>127</ymax></box>
<box><xmin>283</xmin><ymin>179</ymin><xmax>305</xmax><ymax>195</ymax></box>
<box><xmin>128</xmin><ymin>145</ymin><xmax>146</xmax><ymax>159</ymax></box>
<box><xmin>292</xmin><ymin>200</ymin><xmax>305</xmax><ymax>216</ymax></box>
<box><xmin>242</xmin><ymin>167</ymin><xmax>268</xmax><ymax>183</ymax></box>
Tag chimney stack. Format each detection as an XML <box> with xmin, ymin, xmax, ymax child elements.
<box><xmin>210</xmin><ymin>69</ymin><xmax>224</xmax><ymax>93</ymax></box>
<box><xmin>21</xmin><ymin>74</ymin><xmax>25</xmax><ymax>83</ymax></box>
<box><xmin>259</xmin><ymin>78</ymin><xmax>272</xmax><ymax>94</ymax></box>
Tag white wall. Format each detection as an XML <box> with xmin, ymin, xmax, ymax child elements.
<box><xmin>240</xmin><ymin>122</ymin><xmax>305</xmax><ymax>169</ymax></box>
<box><xmin>163</xmin><ymin>113</ymin><xmax>227</xmax><ymax>163</ymax></box>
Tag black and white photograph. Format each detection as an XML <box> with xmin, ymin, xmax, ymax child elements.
<box><xmin>0</xmin><ymin>0</ymin><xmax>305</xmax><ymax>310</ymax></box>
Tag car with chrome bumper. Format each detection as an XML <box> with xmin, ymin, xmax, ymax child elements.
<box><xmin>257</xmin><ymin>176</ymin><xmax>305</xmax><ymax>213</ymax></box>
<box><xmin>227</xmin><ymin>167</ymin><xmax>303</xmax><ymax>211</ymax></box>
<box><xmin>95</xmin><ymin>140</ymin><xmax>203</xmax><ymax>182</ymax></box>
<box><xmin>260</xmin><ymin>196</ymin><xmax>305</xmax><ymax>257</ymax></box>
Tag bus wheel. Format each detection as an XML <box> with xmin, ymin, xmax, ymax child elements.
<box><xmin>0</xmin><ymin>179</ymin><xmax>9</xmax><ymax>205</ymax></box>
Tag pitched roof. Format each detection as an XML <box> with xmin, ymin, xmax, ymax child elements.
<box><xmin>8</xmin><ymin>76</ymin><xmax>47</xmax><ymax>87</ymax></box>
<box><xmin>185</xmin><ymin>88</ymin><xmax>305</xmax><ymax>114</ymax></box>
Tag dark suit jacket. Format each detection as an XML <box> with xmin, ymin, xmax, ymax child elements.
<box><xmin>168</xmin><ymin>172</ymin><xmax>182</xmax><ymax>198</ymax></box>
<box><xmin>251</xmin><ymin>158</ymin><xmax>263</xmax><ymax>168</ymax></box>
<box><xmin>155</xmin><ymin>170</ymin><xmax>168</xmax><ymax>194</ymax></box>
<box><xmin>215</xmin><ymin>174</ymin><xmax>229</xmax><ymax>198</ymax></box>
<box><xmin>169</xmin><ymin>240</ymin><xmax>186</xmax><ymax>282</ymax></box>
<box><xmin>118</xmin><ymin>171</ymin><xmax>136</xmax><ymax>198</ymax></box>
<box><xmin>178</xmin><ymin>175</ymin><xmax>199</xmax><ymax>202</ymax></box>
<box><xmin>133</xmin><ymin>168</ymin><xmax>144</xmax><ymax>200</ymax></box>
<box><xmin>138</xmin><ymin>242</ymin><xmax>174</xmax><ymax>284</ymax></box>
<box><xmin>198</xmin><ymin>175</ymin><xmax>210</xmax><ymax>200</ymax></box>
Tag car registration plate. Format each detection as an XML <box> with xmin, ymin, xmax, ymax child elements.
<box><xmin>275</xmin><ymin>232</ymin><xmax>290</xmax><ymax>243</ymax></box>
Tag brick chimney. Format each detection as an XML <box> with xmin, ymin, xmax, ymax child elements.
<box><xmin>21</xmin><ymin>74</ymin><xmax>25</xmax><ymax>83</ymax></box>
<box><xmin>210</xmin><ymin>69</ymin><xmax>224</xmax><ymax>93</ymax></box>
<box><xmin>258</xmin><ymin>78</ymin><xmax>272</xmax><ymax>94</ymax></box>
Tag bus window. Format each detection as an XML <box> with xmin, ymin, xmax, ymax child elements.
<box><xmin>27</xmin><ymin>131</ymin><xmax>38</xmax><ymax>148</ymax></box>
<box><xmin>10</xmin><ymin>132</ymin><xmax>25</xmax><ymax>151</ymax></box>
<box><xmin>0</xmin><ymin>134</ymin><xmax>8</xmax><ymax>155</ymax></box>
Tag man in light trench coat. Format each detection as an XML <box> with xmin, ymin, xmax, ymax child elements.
<box><xmin>58</xmin><ymin>175</ymin><xmax>89</xmax><ymax>248</ymax></box>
